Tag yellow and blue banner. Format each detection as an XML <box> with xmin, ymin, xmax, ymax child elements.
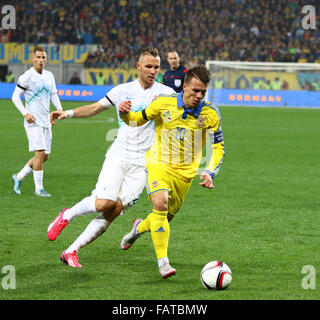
<box><xmin>85</xmin><ymin>68</ymin><xmax>138</xmax><ymax>85</ymax></box>
<box><xmin>0</xmin><ymin>43</ymin><xmax>89</xmax><ymax>64</ymax></box>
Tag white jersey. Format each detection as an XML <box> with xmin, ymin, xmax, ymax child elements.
<box><xmin>99</xmin><ymin>80</ymin><xmax>175</xmax><ymax>166</ymax></box>
<box><xmin>17</xmin><ymin>67</ymin><xmax>58</xmax><ymax>128</ymax></box>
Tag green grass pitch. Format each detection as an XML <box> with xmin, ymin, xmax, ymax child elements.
<box><xmin>0</xmin><ymin>99</ymin><xmax>319</xmax><ymax>300</ymax></box>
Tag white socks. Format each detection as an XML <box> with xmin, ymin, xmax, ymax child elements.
<box><xmin>16</xmin><ymin>163</ymin><xmax>44</xmax><ymax>193</ymax></box>
<box><xmin>17</xmin><ymin>163</ymin><xmax>33</xmax><ymax>181</ymax></box>
<box><xmin>33</xmin><ymin>170</ymin><xmax>44</xmax><ymax>192</ymax></box>
<box><xmin>65</xmin><ymin>214</ymin><xmax>110</xmax><ymax>254</ymax></box>
<box><xmin>63</xmin><ymin>196</ymin><xmax>97</xmax><ymax>223</ymax></box>
<box><xmin>158</xmin><ymin>257</ymin><xmax>169</xmax><ymax>268</ymax></box>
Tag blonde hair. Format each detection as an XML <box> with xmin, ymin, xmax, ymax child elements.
<box><xmin>33</xmin><ymin>46</ymin><xmax>47</xmax><ymax>54</ymax></box>
<box><xmin>139</xmin><ymin>47</ymin><xmax>160</xmax><ymax>59</ymax></box>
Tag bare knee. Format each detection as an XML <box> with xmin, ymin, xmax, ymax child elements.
<box><xmin>151</xmin><ymin>191</ymin><xmax>169</xmax><ymax>212</ymax></box>
<box><xmin>95</xmin><ymin>199</ymin><xmax>116</xmax><ymax>213</ymax></box>
<box><xmin>105</xmin><ymin>199</ymin><xmax>123</xmax><ymax>223</ymax></box>
<box><xmin>34</xmin><ymin>151</ymin><xmax>48</xmax><ymax>164</ymax></box>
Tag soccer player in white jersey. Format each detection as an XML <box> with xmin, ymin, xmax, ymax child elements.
<box><xmin>11</xmin><ymin>46</ymin><xmax>63</xmax><ymax>197</ymax></box>
<box><xmin>47</xmin><ymin>47</ymin><xmax>175</xmax><ymax>268</ymax></box>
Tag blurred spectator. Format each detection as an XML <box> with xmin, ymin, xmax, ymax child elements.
<box><xmin>5</xmin><ymin>70</ymin><xmax>14</xmax><ymax>83</ymax></box>
<box><xmin>303</xmin><ymin>80</ymin><xmax>312</xmax><ymax>91</ymax></box>
<box><xmin>272</xmin><ymin>77</ymin><xmax>282</xmax><ymax>90</ymax></box>
<box><xmin>214</xmin><ymin>77</ymin><xmax>224</xmax><ymax>88</ymax></box>
<box><xmin>264</xmin><ymin>80</ymin><xmax>271</xmax><ymax>90</ymax></box>
<box><xmin>311</xmin><ymin>79</ymin><xmax>319</xmax><ymax>91</ymax></box>
<box><xmin>96</xmin><ymin>72</ymin><xmax>106</xmax><ymax>85</ymax></box>
<box><xmin>282</xmin><ymin>80</ymin><xmax>289</xmax><ymax>90</ymax></box>
<box><xmin>69</xmin><ymin>72</ymin><xmax>82</xmax><ymax>84</ymax></box>
<box><xmin>253</xmin><ymin>79</ymin><xmax>262</xmax><ymax>90</ymax></box>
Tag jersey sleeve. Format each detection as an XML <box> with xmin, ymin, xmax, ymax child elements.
<box><xmin>205</xmin><ymin>112</ymin><xmax>225</xmax><ymax>179</ymax></box>
<box><xmin>17</xmin><ymin>72</ymin><xmax>30</xmax><ymax>91</ymax></box>
<box><xmin>105</xmin><ymin>84</ymin><xmax>123</xmax><ymax>107</ymax></box>
<box><xmin>120</xmin><ymin>98</ymin><xmax>161</xmax><ymax>126</ymax></box>
<box><xmin>50</xmin><ymin>72</ymin><xmax>58</xmax><ymax>96</ymax></box>
<box><xmin>98</xmin><ymin>96</ymin><xmax>114</xmax><ymax>109</ymax></box>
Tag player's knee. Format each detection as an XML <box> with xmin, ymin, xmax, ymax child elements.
<box><xmin>96</xmin><ymin>199</ymin><xmax>116</xmax><ymax>214</ymax></box>
<box><xmin>152</xmin><ymin>200</ymin><xmax>168</xmax><ymax>212</ymax></box>
<box><xmin>43</xmin><ymin>154</ymin><xmax>49</xmax><ymax>162</ymax></box>
<box><xmin>35</xmin><ymin>150</ymin><xmax>46</xmax><ymax>162</ymax></box>
<box><xmin>102</xmin><ymin>199</ymin><xmax>123</xmax><ymax>223</ymax></box>
<box><xmin>151</xmin><ymin>194</ymin><xmax>168</xmax><ymax>212</ymax></box>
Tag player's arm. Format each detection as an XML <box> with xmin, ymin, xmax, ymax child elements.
<box><xmin>50</xmin><ymin>75</ymin><xmax>63</xmax><ymax>111</ymax></box>
<box><xmin>50</xmin><ymin>95</ymin><xmax>113</xmax><ymax>125</ymax></box>
<box><xmin>51</xmin><ymin>92</ymin><xmax>63</xmax><ymax>111</ymax></box>
<box><xmin>119</xmin><ymin>99</ymin><xmax>160</xmax><ymax>127</ymax></box>
<box><xmin>11</xmin><ymin>85</ymin><xmax>35</xmax><ymax>124</ymax></box>
<box><xmin>199</xmin><ymin>124</ymin><xmax>225</xmax><ymax>189</ymax></box>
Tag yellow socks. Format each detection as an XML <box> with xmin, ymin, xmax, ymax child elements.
<box><xmin>138</xmin><ymin>209</ymin><xmax>169</xmax><ymax>260</ymax></box>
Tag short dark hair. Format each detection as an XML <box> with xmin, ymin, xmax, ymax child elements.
<box><xmin>167</xmin><ymin>51</ymin><xmax>179</xmax><ymax>57</ymax></box>
<box><xmin>185</xmin><ymin>65</ymin><xmax>211</xmax><ymax>85</ymax></box>
<box><xmin>140</xmin><ymin>47</ymin><xmax>160</xmax><ymax>58</ymax></box>
<box><xmin>33</xmin><ymin>46</ymin><xmax>47</xmax><ymax>54</ymax></box>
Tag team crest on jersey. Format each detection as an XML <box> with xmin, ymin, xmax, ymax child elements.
<box><xmin>196</xmin><ymin>116</ymin><xmax>206</xmax><ymax>128</ymax></box>
<box><xmin>174</xmin><ymin>79</ymin><xmax>181</xmax><ymax>88</ymax></box>
<box><xmin>162</xmin><ymin>111</ymin><xmax>172</xmax><ymax>122</ymax></box>
<box><xmin>152</xmin><ymin>180</ymin><xmax>159</xmax><ymax>188</ymax></box>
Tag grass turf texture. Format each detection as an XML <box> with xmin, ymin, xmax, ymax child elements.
<box><xmin>0</xmin><ymin>99</ymin><xmax>319</xmax><ymax>300</ymax></box>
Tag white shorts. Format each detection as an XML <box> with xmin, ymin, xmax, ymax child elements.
<box><xmin>24</xmin><ymin>124</ymin><xmax>52</xmax><ymax>154</ymax></box>
<box><xmin>91</xmin><ymin>150</ymin><xmax>146</xmax><ymax>212</ymax></box>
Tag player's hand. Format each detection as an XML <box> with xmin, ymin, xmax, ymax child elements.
<box><xmin>50</xmin><ymin>110</ymin><xmax>67</xmax><ymax>125</ymax></box>
<box><xmin>199</xmin><ymin>172</ymin><xmax>214</xmax><ymax>189</ymax></box>
<box><xmin>24</xmin><ymin>113</ymin><xmax>36</xmax><ymax>124</ymax></box>
<box><xmin>118</xmin><ymin>100</ymin><xmax>131</xmax><ymax>113</ymax></box>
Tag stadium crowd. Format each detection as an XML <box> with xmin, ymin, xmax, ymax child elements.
<box><xmin>3</xmin><ymin>0</ymin><xmax>320</xmax><ymax>67</ymax></box>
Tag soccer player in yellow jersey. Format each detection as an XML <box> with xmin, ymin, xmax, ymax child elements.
<box><xmin>119</xmin><ymin>65</ymin><xmax>225</xmax><ymax>278</ymax></box>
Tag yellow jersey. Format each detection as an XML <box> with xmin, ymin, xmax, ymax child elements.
<box><xmin>120</xmin><ymin>92</ymin><xmax>225</xmax><ymax>181</ymax></box>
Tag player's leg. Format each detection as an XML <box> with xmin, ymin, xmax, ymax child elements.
<box><xmin>149</xmin><ymin>176</ymin><xmax>192</xmax><ymax>278</ymax></box>
<box><xmin>121</xmin><ymin>165</ymin><xmax>175</xmax><ymax>278</ymax></box>
<box><xmin>29</xmin><ymin>126</ymin><xmax>52</xmax><ymax>196</ymax></box>
<box><xmin>32</xmin><ymin>150</ymin><xmax>49</xmax><ymax>195</ymax></box>
<box><xmin>126</xmin><ymin>191</ymin><xmax>175</xmax><ymax>278</ymax></box>
<box><xmin>11</xmin><ymin>125</ymin><xmax>44</xmax><ymax>195</ymax></box>
<box><xmin>121</xmin><ymin>166</ymin><xmax>192</xmax><ymax>278</ymax></box>
<box><xmin>62</xmin><ymin>198</ymin><xmax>123</xmax><ymax>251</ymax></box>
<box><xmin>11</xmin><ymin>158</ymin><xmax>33</xmax><ymax>194</ymax></box>
<box><xmin>60</xmin><ymin>166</ymin><xmax>145</xmax><ymax>266</ymax></box>
<box><xmin>34</xmin><ymin>127</ymin><xmax>52</xmax><ymax>196</ymax></box>
<box><xmin>149</xmin><ymin>191</ymin><xmax>175</xmax><ymax>277</ymax></box>
<box><xmin>58</xmin><ymin>198</ymin><xmax>124</xmax><ymax>268</ymax></box>
<box><xmin>121</xmin><ymin>164</ymin><xmax>170</xmax><ymax>249</ymax></box>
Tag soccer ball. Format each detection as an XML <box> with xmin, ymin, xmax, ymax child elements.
<box><xmin>200</xmin><ymin>261</ymin><xmax>232</xmax><ymax>290</ymax></box>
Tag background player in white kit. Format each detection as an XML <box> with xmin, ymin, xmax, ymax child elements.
<box><xmin>11</xmin><ymin>46</ymin><xmax>63</xmax><ymax>197</ymax></box>
<box><xmin>47</xmin><ymin>47</ymin><xmax>175</xmax><ymax>268</ymax></box>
